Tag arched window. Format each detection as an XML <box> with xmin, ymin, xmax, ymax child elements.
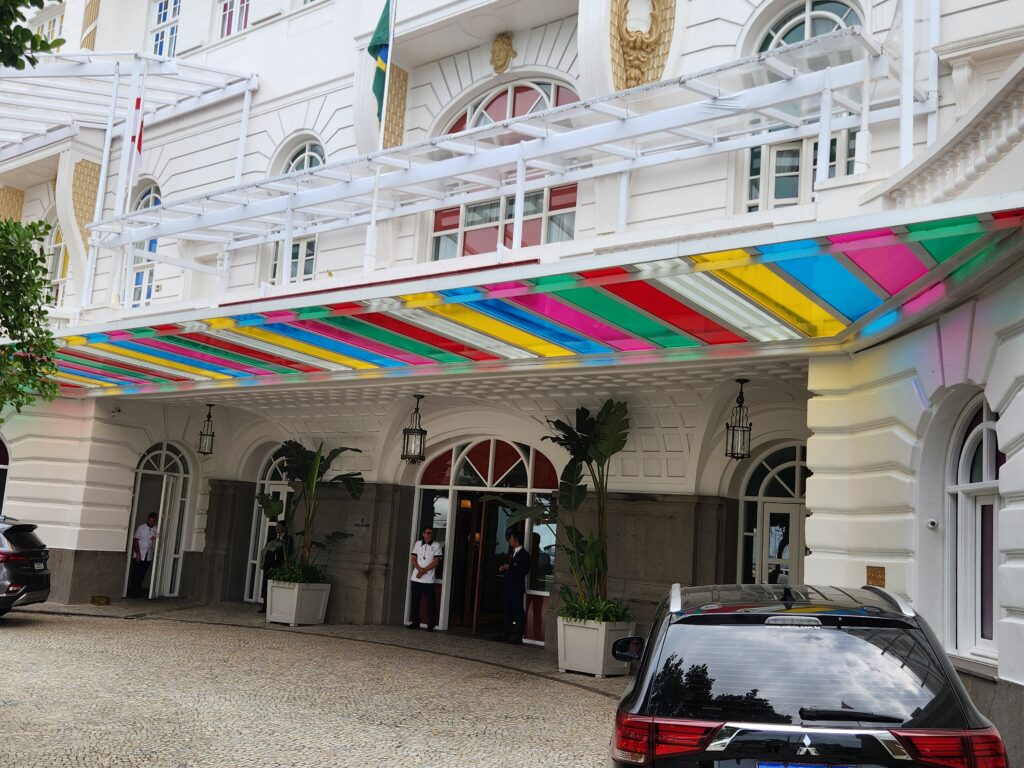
<box><xmin>758</xmin><ymin>0</ymin><xmax>862</xmax><ymax>51</ymax></box>
<box><xmin>45</xmin><ymin>223</ymin><xmax>70</xmax><ymax>306</ymax></box>
<box><xmin>245</xmin><ymin>448</ymin><xmax>292</xmax><ymax>603</ymax></box>
<box><xmin>744</xmin><ymin>2</ymin><xmax>863</xmax><ymax>212</ymax></box>
<box><xmin>414</xmin><ymin>439</ymin><xmax>559</xmax><ymax>635</ymax></box>
<box><xmin>284</xmin><ymin>141</ymin><xmax>325</xmax><ymax>174</ymax></box>
<box><xmin>0</xmin><ymin>438</ymin><xmax>9</xmax><ymax>516</ymax></box>
<box><xmin>130</xmin><ymin>184</ymin><xmax>161</xmax><ymax>307</ymax></box>
<box><xmin>444</xmin><ymin>79</ymin><xmax>580</xmax><ymax>135</ymax></box>
<box><xmin>946</xmin><ymin>396</ymin><xmax>1003</xmax><ymax>660</ymax></box>
<box><xmin>125</xmin><ymin>443</ymin><xmax>191</xmax><ymax>598</ymax></box>
<box><xmin>738</xmin><ymin>443</ymin><xmax>811</xmax><ymax>584</ymax></box>
<box><xmin>430</xmin><ymin>80</ymin><xmax>581</xmax><ymax>261</ymax></box>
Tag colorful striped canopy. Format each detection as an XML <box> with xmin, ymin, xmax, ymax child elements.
<box><xmin>52</xmin><ymin>207</ymin><xmax>1023</xmax><ymax>396</ymax></box>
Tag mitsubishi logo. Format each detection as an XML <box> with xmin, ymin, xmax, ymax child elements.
<box><xmin>796</xmin><ymin>734</ymin><xmax>820</xmax><ymax>757</ymax></box>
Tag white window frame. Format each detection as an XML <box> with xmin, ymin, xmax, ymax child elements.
<box><xmin>758</xmin><ymin>0</ymin><xmax>862</xmax><ymax>52</ymax></box>
<box><xmin>130</xmin><ymin>185</ymin><xmax>161</xmax><ymax>308</ymax></box>
<box><xmin>151</xmin><ymin>0</ymin><xmax>181</xmax><ymax>58</ymax></box>
<box><xmin>946</xmin><ymin>397</ymin><xmax>1002</xmax><ymax>663</ymax></box>
<box><xmin>270</xmin><ymin>237</ymin><xmax>317</xmax><ymax>285</ymax></box>
<box><xmin>218</xmin><ymin>0</ymin><xmax>249</xmax><ymax>38</ymax></box>
<box><xmin>284</xmin><ymin>141</ymin><xmax>326</xmax><ymax>174</ymax></box>
<box><xmin>744</xmin><ymin>131</ymin><xmax>857</xmax><ymax>212</ymax></box>
<box><xmin>430</xmin><ymin>185</ymin><xmax>578</xmax><ymax>262</ymax></box>
<box><xmin>33</xmin><ymin>3</ymin><xmax>65</xmax><ymax>51</ymax></box>
<box><xmin>45</xmin><ymin>223</ymin><xmax>70</xmax><ymax>306</ymax></box>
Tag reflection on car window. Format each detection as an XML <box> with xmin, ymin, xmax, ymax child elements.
<box><xmin>647</xmin><ymin>623</ymin><xmax>955</xmax><ymax>726</ymax></box>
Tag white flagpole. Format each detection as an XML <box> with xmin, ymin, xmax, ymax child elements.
<box><xmin>364</xmin><ymin>0</ymin><xmax>398</xmax><ymax>272</ymax></box>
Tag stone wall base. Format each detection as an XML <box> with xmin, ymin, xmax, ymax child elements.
<box><xmin>46</xmin><ymin>549</ymin><xmax>126</xmax><ymax>603</ymax></box>
<box><xmin>958</xmin><ymin>670</ymin><xmax>1023</xmax><ymax>765</ymax></box>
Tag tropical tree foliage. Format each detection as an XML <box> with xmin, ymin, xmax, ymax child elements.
<box><xmin>0</xmin><ymin>0</ymin><xmax>65</xmax><ymax>70</ymax></box>
<box><xmin>0</xmin><ymin>219</ymin><xmax>59</xmax><ymax>422</ymax></box>
<box><xmin>487</xmin><ymin>399</ymin><xmax>631</xmax><ymax>621</ymax></box>
<box><xmin>255</xmin><ymin>440</ymin><xmax>364</xmax><ymax>582</ymax></box>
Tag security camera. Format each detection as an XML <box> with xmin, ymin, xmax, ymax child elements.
<box><xmin>926</xmin><ymin>518</ymin><xmax>939</xmax><ymax>530</ymax></box>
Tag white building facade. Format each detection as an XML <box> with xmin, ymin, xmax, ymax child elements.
<box><xmin>2</xmin><ymin>0</ymin><xmax>1023</xmax><ymax>753</ymax></box>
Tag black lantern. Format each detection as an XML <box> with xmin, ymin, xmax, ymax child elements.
<box><xmin>724</xmin><ymin>379</ymin><xmax>752</xmax><ymax>460</ymax></box>
<box><xmin>197</xmin><ymin>404</ymin><xmax>216</xmax><ymax>456</ymax></box>
<box><xmin>401</xmin><ymin>394</ymin><xmax>427</xmax><ymax>464</ymax></box>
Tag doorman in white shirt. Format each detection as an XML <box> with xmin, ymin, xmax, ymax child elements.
<box><xmin>408</xmin><ymin>526</ymin><xmax>442</xmax><ymax>630</ymax></box>
<box><xmin>128</xmin><ymin>512</ymin><xmax>158</xmax><ymax>598</ymax></box>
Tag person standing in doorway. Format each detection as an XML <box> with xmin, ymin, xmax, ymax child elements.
<box><xmin>128</xmin><ymin>513</ymin><xmax>158</xmax><ymax>598</ymax></box>
<box><xmin>408</xmin><ymin>527</ymin><xmax>442</xmax><ymax>630</ymax></box>
<box><xmin>259</xmin><ymin>521</ymin><xmax>292</xmax><ymax>613</ymax></box>
<box><xmin>498</xmin><ymin>530</ymin><xmax>530</xmax><ymax>644</ymax></box>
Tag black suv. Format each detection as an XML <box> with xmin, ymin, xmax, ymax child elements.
<box><xmin>0</xmin><ymin>517</ymin><xmax>50</xmax><ymax>617</ymax></box>
<box><xmin>610</xmin><ymin>584</ymin><xmax>1007</xmax><ymax>767</ymax></box>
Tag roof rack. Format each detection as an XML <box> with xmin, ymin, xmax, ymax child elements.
<box><xmin>861</xmin><ymin>585</ymin><xmax>915</xmax><ymax>617</ymax></box>
<box><xmin>669</xmin><ymin>582</ymin><xmax>682</xmax><ymax>613</ymax></box>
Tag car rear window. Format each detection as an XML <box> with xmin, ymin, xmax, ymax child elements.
<box><xmin>646</xmin><ymin>621</ymin><xmax>963</xmax><ymax>728</ymax></box>
<box><xmin>0</xmin><ymin>525</ymin><xmax>46</xmax><ymax>550</ymax></box>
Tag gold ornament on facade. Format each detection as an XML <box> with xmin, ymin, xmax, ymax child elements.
<box><xmin>611</xmin><ymin>0</ymin><xmax>676</xmax><ymax>90</ymax></box>
<box><xmin>491</xmin><ymin>33</ymin><xmax>517</xmax><ymax>74</ymax></box>
<box><xmin>383</xmin><ymin>64</ymin><xmax>409</xmax><ymax>150</ymax></box>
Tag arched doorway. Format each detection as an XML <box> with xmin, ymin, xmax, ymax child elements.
<box><xmin>245</xmin><ymin>448</ymin><xmax>293</xmax><ymax>604</ymax></box>
<box><xmin>123</xmin><ymin>443</ymin><xmax>191</xmax><ymax>598</ymax></box>
<box><xmin>413</xmin><ymin>439</ymin><xmax>558</xmax><ymax>641</ymax></box>
<box><xmin>737</xmin><ymin>443</ymin><xmax>811</xmax><ymax>584</ymax></box>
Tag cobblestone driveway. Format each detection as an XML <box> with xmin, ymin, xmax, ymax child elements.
<box><xmin>2</xmin><ymin>613</ymin><xmax>616</xmax><ymax>767</ymax></box>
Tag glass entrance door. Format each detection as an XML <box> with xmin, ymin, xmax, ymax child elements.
<box><xmin>761</xmin><ymin>501</ymin><xmax>806</xmax><ymax>584</ymax></box>
<box><xmin>447</xmin><ymin>492</ymin><xmax>524</xmax><ymax>635</ymax></box>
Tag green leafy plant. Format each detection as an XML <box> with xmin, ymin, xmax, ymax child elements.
<box><xmin>255</xmin><ymin>440</ymin><xmax>364</xmax><ymax>583</ymax></box>
<box><xmin>0</xmin><ymin>219</ymin><xmax>59</xmax><ymax>422</ymax></box>
<box><xmin>486</xmin><ymin>399</ymin><xmax>631</xmax><ymax>622</ymax></box>
<box><xmin>0</xmin><ymin>1</ymin><xmax>66</xmax><ymax>70</ymax></box>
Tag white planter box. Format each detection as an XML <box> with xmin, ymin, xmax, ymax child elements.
<box><xmin>266</xmin><ymin>580</ymin><xmax>331</xmax><ymax>626</ymax></box>
<box><xmin>556</xmin><ymin>616</ymin><xmax>636</xmax><ymax>677</ymax></box>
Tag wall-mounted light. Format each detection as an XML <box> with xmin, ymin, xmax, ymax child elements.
<box><xmin>724</xmin><ymin>379</ymin><xmax>752</xmax><ymax>460</ymax></box>
<box><xmin>401</xmin><ymin>394</ymin><xmax>427</xmax><ymax>464</ymax></box>
<box><xmin>197</xmin><ymin>404</ymin><xmax>216</xmax><ymax>456</ymax></box>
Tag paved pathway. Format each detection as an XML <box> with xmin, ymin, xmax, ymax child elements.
<box><xmin>3</xmin><ymin>605</ymin><xmax>623</xmax><ymax>767</ymax></box>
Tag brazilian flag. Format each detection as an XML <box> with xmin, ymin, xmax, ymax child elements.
<box><xmin>368</xmin><ymin>1</ymin><xmax>391</xmax><ymax>122</ymax></box>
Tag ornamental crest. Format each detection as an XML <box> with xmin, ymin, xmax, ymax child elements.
<box><xmin>611</xmin><ymin>0</ymin><xmax>676</xmax><ymax>90</ymax></box>
<box><xmin>491</xmin><ymin>32</ymin><xmax>517</xmax><ymax>74</ymax></box>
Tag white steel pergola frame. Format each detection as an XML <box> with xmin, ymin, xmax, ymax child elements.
<box><xmin>88</xmin><ymin>29</ymin><xmax>932</xmax><ymax>282</ymax></box>
<box><xmin>0</xmin><ymin>52</ymin><xmax>258</xmax><ymax>310</ymax></box>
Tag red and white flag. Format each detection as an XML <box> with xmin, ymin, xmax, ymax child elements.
<box><xmin>128</xmin><ymin>95</ymin><xmax>145</xmax><ymax>188</ymax></box>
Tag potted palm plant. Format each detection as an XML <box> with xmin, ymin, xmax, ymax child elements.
<box><xmin>489</xmin><ymin>399</ymin><xmax>635</xmax><ymax>676</ymax></box>
<box><xmin>255</xmin><ymin>439</ymin><xmax>364</xmax><ymax>626</ymax></box>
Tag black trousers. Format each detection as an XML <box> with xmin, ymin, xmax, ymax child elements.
<box><xmin>128</xmin><ymin>559</ymin><xmax>151</xmax><ymax>597</ymax></box>
<box><xmin>409</xmin><ymin>581</ymin><xmax>437</xmax><ymax>628</ymax></box>
<box><xmin>501</xmin><ymin>589</ymin><xmax>526</xmax><ymax>640</ymax></box>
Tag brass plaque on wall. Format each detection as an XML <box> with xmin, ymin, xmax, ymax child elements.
<box><xmin>866</xmin><ymin>565</ymin><xmax>886</xmax><ymax>587</ymax></box>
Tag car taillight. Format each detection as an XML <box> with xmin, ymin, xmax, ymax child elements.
<box><xmin>613</xmin><ymin>710</ymin><xmax>723</xmax><ymax>765</ymax></box>
<box><xmin>0</xmin><ymin>552</ymin><xmax>31</xmax><ymax>563</ymax></box>
<box><xmin>891</xmin><ymin>727</ymin><xmax>1007</xmax><ymax>768</ymax></box>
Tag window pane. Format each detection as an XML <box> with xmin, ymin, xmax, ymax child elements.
<box><xmin>503</xmin><ymin>218</ymin><xmax>542</xmax><ymax>248</ymax></box>
<box><xmin>775</xmin><ymin>148</ymin><xmax>801</xmax><ymax>174</ymax></box>
<box><xmin>748</xmin><ymin>178</ymin><xmax>760</xmax><ymax>200</ymax></box>
<box><xmin>433</xmin><ymin>207</ymin><xmax>460</xmax><ymax>232</ymax></box>
<box><xmin>506</xmin><ymin>191</ymin><xmax>544</xmax><ymax>218</ymax></box>
<box><xmin>980</xmin><ymin>503</ymin><xmax>994</xmax><ymax>641</ymax></box>
<box><xmin>549</xmin><ymin>184</ymin><xmax>578</xmax><ymax>211</ymax></box>
<box><xmin>462</xmin><ymin>226</ymin><xmax>499</xmax><ymax>256</ymax></box>
<box><xmin>774</xmin><ymin>174</ymin><xmax>799</xmax><ymax>200</ymax></box>
<box><xmin>648</xmin><ymin>623</ymin><xmax>961</xmax><ymax>727</ymax></box>
<box><xmin>529</xmin><ymin>514</ymin><xmax>557</xmax><ymax>592</ymax></box>
<box><xmin>546</xmin><ymin>212</ymin><xmax>575</xmax><ymax>243</ymax></box>
<box><xmin>512</xmin><ymin>86</ymin><xmax>543</xmax><ymax>117</ymax></box>
<box><xmin>465</xmin><ymin>201</ymin><xmax>500</xmax><ymax>226</ymax></box>
<box><xmin>744</xmin><ymin>501</ymin><xmax>757</xmax><ymax>533</ymax></box>
<box><xmin>555</xmin><ymin>87</ymin><xmax>580</xmax><ymax>106</ymax></box>
<box><xmin>749</xmin><ymin>146</ymin><xmax>761</xmax><ymax>175</ymax></box>
<box><xmin>421</xmin><ymin>490</ymin><xmax>450</xmax><ymax>556</ymax></box>
<box><xmin>969</xmin><ymin>440</ymin><xmax>983</xmax><ymax>483</ymax></box>
<box><xmin>432</xmin><ymin>233</ymin><xmax>458</xmax><ymax>261</ymax></box>
<box><xmin>741</xmin><ymin>535</ymin><xmax>756</xmax><ymax>583</ymax></box>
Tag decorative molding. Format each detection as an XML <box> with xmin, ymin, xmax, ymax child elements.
<box><xmin>490</xmin><ymin>32</ymin><xmax>517</xmax><ymax>75</ymax></box>
<box><xmin>866</xmin><ymin>53</ymin><xmax>1024</xmax><ymax>208</ymax></box>
<box><xmin>0</xmin><ymin>185</ymin><xmax>25</xmax><ymax>220</ymax></box>
<box><xmin>72</xmin><ymin>160</ymin><xmax>101</xmax><ymax>250</ymax></box>
<box><xmin>383</xmin><ymin>65</ymin><xmax>408</xmax><ymax>150</ymax></box>
<box><xmin>611</xmin><ymin>0</ymin><xmax>676</xmax><ymax>90</ymax></box>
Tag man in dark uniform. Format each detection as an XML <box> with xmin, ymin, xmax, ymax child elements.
<box><xmin>498</xmin><ymin>530</ymin><xmax>530</xmax><ymax>644</ymax></box>
<box><xmin>259</xmin><ymin>521</ymin><xmax>292</xmax><ymax>613</ymax></box>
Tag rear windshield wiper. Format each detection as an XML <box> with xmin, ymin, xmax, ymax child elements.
<box><xmin>799</xmin><ymin>707</ymin><xmax>903</xmax><ymax>723</ymax></box>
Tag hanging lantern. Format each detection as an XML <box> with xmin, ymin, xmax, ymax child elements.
<box><xmin>197</xmin><ymin>404</ymin><xmax>216</xmax><ymax>456</ymax></box>
<box><xmin>401</xmin><ymin>394</ymin><xmax>427</xmax><ymax>464</ymax></box>
<box><xmin>724</xmin><ymin>379</ymin><xmax>752</xmax><ymax>460</ymax></box>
